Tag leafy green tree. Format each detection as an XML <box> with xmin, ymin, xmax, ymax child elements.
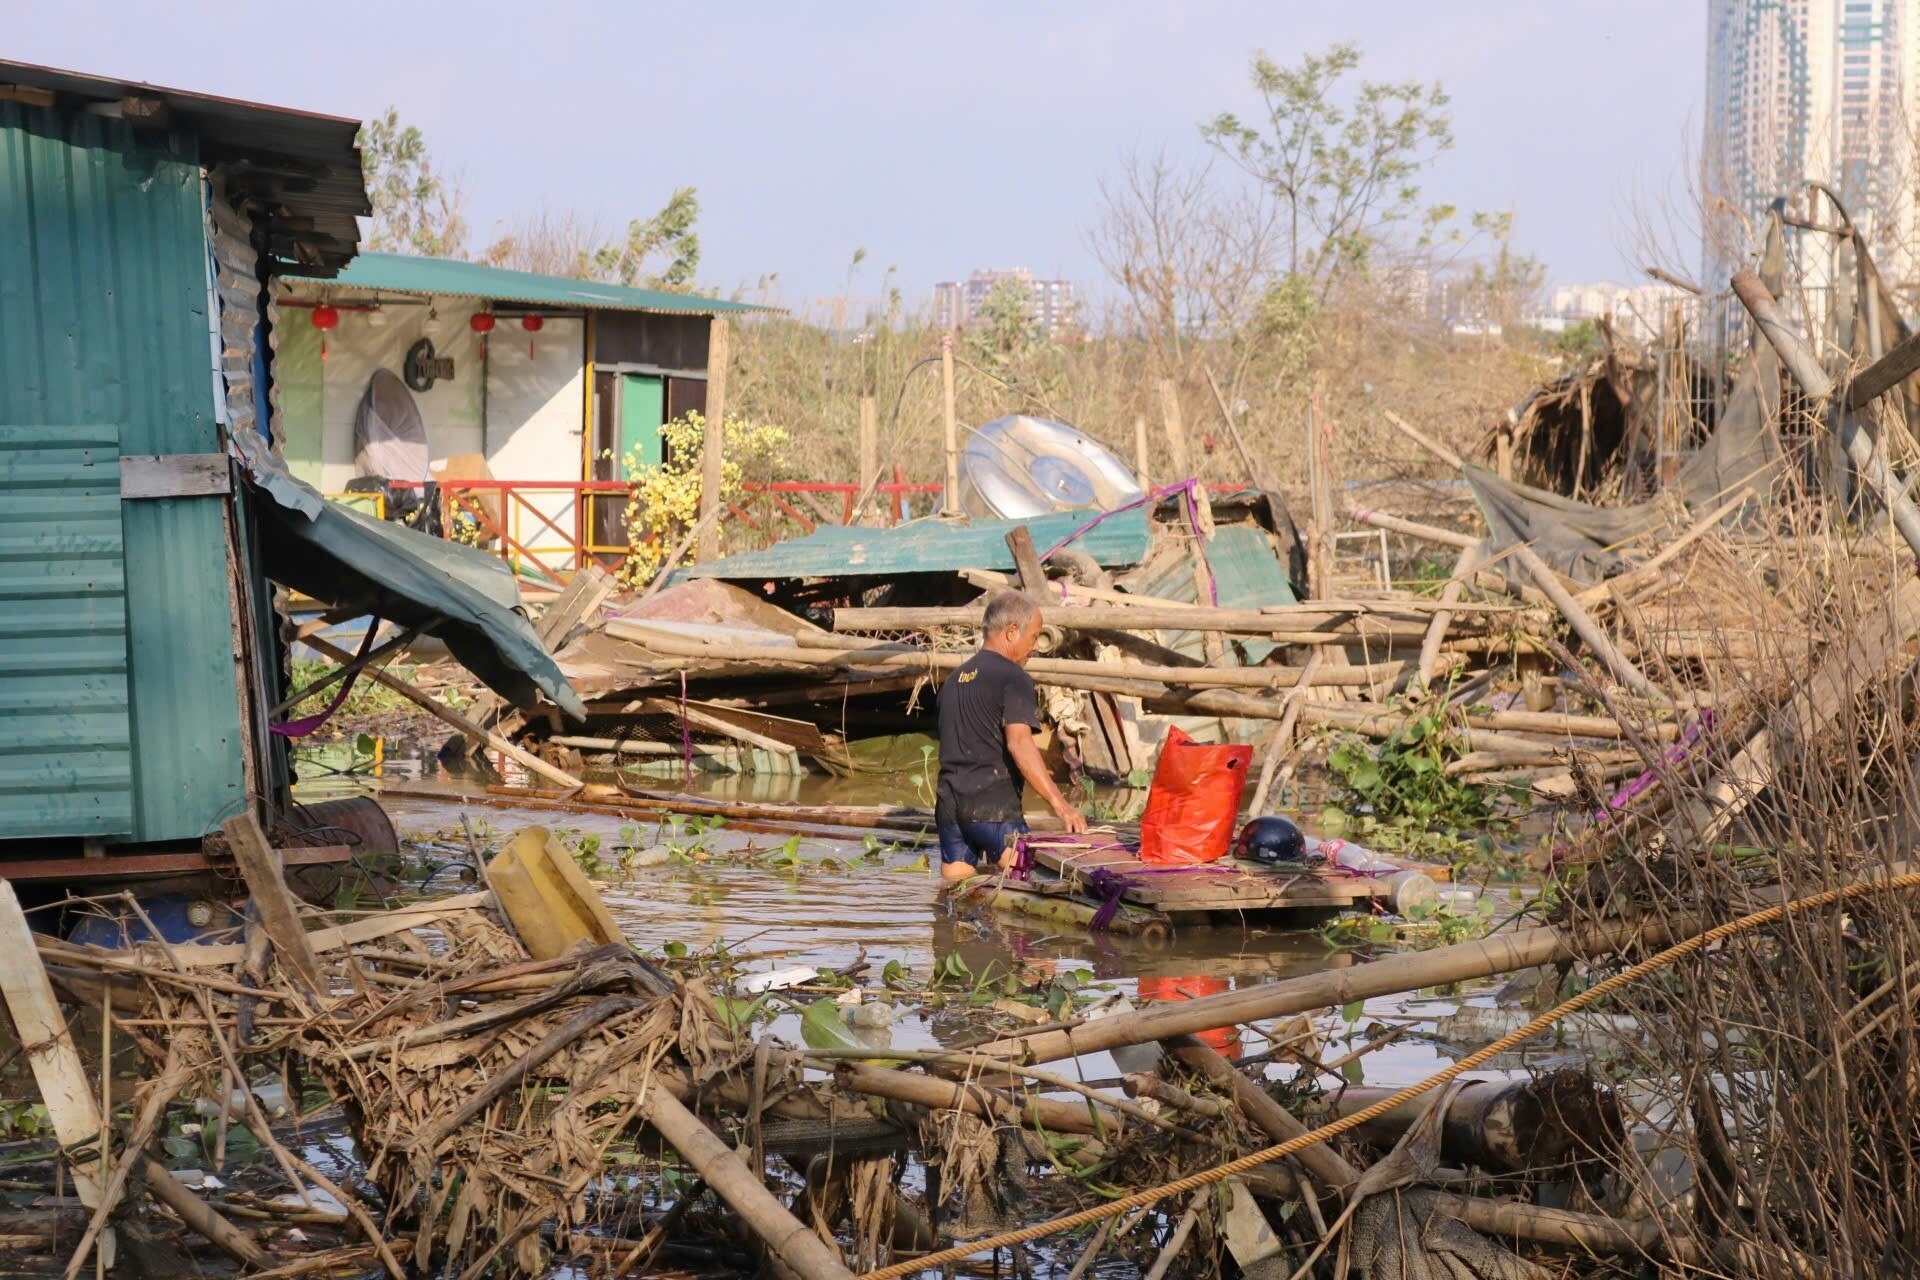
<box><xmin>357</xmin><ymin>108</ymin><xmax>467</xmax><ymax>257</ymax></box>
<box><xmin>590</xmin><ymin>187</ymin><xmax>702</xmax><ymax>290</ymax></box>
<box><xmin>1460</xmin><ymin>211</ymin><xmax>1546</xmax><ymax>333</ymax></box>
<box><xmin>482</xmin><ymin>190</ymin><xmax>702</xmax><ymax>290</ymax></box>
<box><xmin>1201</xmin><ymin>43</ymin><xmax>1453</xmax><ymax>296</ymax></box>
<box><xmin>964</xmin><ymin>277</ymin><xmax>1041</xmax><ymax>369</ymax></box>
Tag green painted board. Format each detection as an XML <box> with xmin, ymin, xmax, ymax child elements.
<box><xmin>0</xmin><ymin>425</ymin><xmax>133</xmax><ymax>837</ymax></box>
<box><xmin>620</xmin><ymin>374</ymin><xmax>664</xmax><ymax>473</ymax></box>
<box><xmin>680</xmin><ymin>507</ymin><xmax>1156</xmax><ymax>583</ymax></box>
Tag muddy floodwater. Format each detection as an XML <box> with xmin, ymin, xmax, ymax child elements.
<box><xmin>306</xmin><ymin>739</ymin><xmax>1567</xmax><ymax>1094</ymax></box>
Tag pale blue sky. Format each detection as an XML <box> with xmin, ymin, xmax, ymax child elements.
<box><xmin>6</xmin><ymin>1</ymin><xmax>1705</xmax><ymax>314</ymax></box>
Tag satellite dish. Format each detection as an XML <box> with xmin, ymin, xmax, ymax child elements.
<box><xmin>956</xmin><ymin>415</ymin><xmax>1144</xmax><ymax>519</ymax></box>
<box><xmin>352</xmin><ymin>367</ymin><xmax>431</xmax><ymax>483</ymax></box>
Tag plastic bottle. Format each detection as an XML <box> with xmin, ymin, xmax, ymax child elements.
<box><xmin>1302</xmin><ymin>836</ymin><xmax>1399</xmax><ymax>874</ymax></box>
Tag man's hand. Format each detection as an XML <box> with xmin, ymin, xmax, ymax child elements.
<box><xmin>1054</xmin><ymin>802</ymin><xmax>1089</xmax><ymax>835</ymax></box>
<box><xmin>996</xmin><ymin>845</ymin><xmax>1019</xmax><ymax>874</ymax></box>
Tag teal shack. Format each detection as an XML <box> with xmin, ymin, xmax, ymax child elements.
<box><xmin>0</xmin><ymin>61</ymin><xmax>579</xmax><ymax>868</ymax></box>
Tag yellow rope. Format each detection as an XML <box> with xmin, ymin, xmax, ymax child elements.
<box><xmin>858</xmin><ymin>867</ymin><xmax>1920</xmax><ymax>1280</ymax></box>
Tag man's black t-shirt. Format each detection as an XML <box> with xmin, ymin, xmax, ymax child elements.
<box><xmin>935</xmin><ymin>649</ymin><xmax>1042</xmax><ymax>824</ymax></box>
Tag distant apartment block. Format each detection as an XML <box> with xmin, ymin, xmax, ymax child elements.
<box><xmin>1706</xmin><ymin>0</ymin><xmax>1920</xmax><ymax>287</ymax></box>
<box><xmin>1546</xmin><ymin>281</ymin><xmax>1692</xmax><ymax>343</ymax></box>
<box><xmin>931</xmin><ymin>268</ymin><xmax>1077</xmax><ymax>336</ymax></box>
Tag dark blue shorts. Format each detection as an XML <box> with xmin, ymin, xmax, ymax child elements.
<box><xmin>937</xmin><ymin>818</ymin><xmax>1029</xmax><ymax>867</ymax></box>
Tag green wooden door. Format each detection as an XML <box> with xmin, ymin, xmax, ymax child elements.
<box><xmin>618</xmin><ymin>374</ymin><xmax>665</xmax><ymax>475</ymax></box>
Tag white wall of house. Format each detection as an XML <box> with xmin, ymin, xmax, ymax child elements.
<box><xmin>482</xmin><ymin>317</ymin><xmax>587</xmax><ymax>563</ymax></box>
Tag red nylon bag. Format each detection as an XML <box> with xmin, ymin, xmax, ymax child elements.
<box><xmin>1137</xmin><ymin>727</ymin><xmax>1253</xmax><ymax>865</ymax></box>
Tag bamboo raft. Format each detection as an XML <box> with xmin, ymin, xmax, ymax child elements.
<box><xmin>1023</xmin><ymin>830</ymin><xmax>1451</xmax><ymax>922</ymax></box>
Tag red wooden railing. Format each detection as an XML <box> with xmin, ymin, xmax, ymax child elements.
<box><xmin>369</xmin><ymin>477</ymin><xmax>945</xmax><ymax>584</ymax></box>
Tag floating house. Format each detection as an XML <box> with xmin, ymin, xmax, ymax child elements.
<box><xmin>0</xmin><ymin>60</ymin><xmax>579</xmax><ymax>868</ymax></box>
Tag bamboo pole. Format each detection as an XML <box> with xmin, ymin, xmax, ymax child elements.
<box><xmin>941</xmin><ymin>335</ymin><xmax>961</xmax><ymax>516</ymax></box>
<box><xmin>1247</xmin><ymin>652</ymin><xmax>1322</xmax><ymax>815</ymax></box>
<box><xmin>1417</xmin><ymin>545</ymin><xmax>1478</xmax><ymax>689</ymax></box>
<box><xmin>829</xmin><ymin>603</ymin><xmax>1481</xmax><ymax>638</ymax></box>
<box><xmin>857</xmin><ymin>394</ymin><xmax>878</xmax><ymax>511</ymax></box>
<box><xmin>617</xmin><ymin>622</ymin><xmax>1412</xmax><ymax>688</ymax></box>
<box><xmin>1381</xmin><ymin>408</ymin><xmax>1465</xmax><ymax>470</ymax></box>
<box><xmin>1348</xmin><ymin>507</ymin><xmax>1479</xmax><ymax>550</ymax></box>
<box><xmin>1133</xmin><ymin>415</ymin><xmax>1151</xmax><ymax>489</ymax></box>
<box><xmin>642</xmin><ymin>1086</ymin><xmax>858</xmax><ymax>1280</ymax></box>
<box><xmin>697</xmin><ymin>316</ymin><xmax>730</xmax><ymax>561</ymax></box>
<box><xmin>835</xmin><ymin>1063</ymin><xmax>1108</xmax><ymax>1135</ymax></box>
<box><xmin>966</xmin><ymin>913</ymin><xmax>1699</xmax><ymax>1066</ymax></box>
<box><xmin>1507</xmin><ymin>539</ymin><xmax>1662</xmax><ymax>698</ymax></box>
<box><xmin>300</xmin><ymin>634</ymin><xmax>584</xmax><ymax>790</ymax></box>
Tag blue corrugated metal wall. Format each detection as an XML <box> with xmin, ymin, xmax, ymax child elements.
<box><xmin>0</xmin><ymin>103</ymin><xmax>246</xmax><ymax>843</ymax></box>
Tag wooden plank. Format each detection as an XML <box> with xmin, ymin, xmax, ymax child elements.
<box><xmin>1847</xmin><ymin>324</ymin><xmax>1920</xmax><ymax>408</ymax></box>
<box><xmin>0</xmin><ymin>881</ymin><xmax>108</xmax><ymax>1213</ymax></box>
<box><xmin>221</xmin><ymin>814</ymin><xmax>326</xmax><ymax>993</ymax></box>
<box><xmin>0</xmin><ymin>843</ymin><xmax>349</xmax><ymax>883</ymax></box>
<box><xmin>118</xmin><ymin>453</ymin><xmax>228</xmax><ymax>499</ymax></box>
<box><xmin>463</xmin><ymin>562</ymin><xmax>613</xmax><ymax>748</ymax></box>
<box><xmin>633</xmin><ymin>696</ymin><xmax>799</xmax><ymax>757</ymax></box>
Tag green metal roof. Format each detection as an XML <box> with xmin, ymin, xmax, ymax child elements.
<box><xmin>681</xmin><ymin>509</ymin><xmax>1158</xmax><ymax>583</ymax></box>
<box><xmin>291</xmin><ymin>252</ymin><xmax>771</xmax><ymax>316</ymax></box>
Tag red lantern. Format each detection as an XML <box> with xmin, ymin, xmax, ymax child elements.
<box><xmin>520</xmin><ymin>314</ymin><xmax>544</xmax><ymax>333</ymax></box>
<box><xmin>310</xmin><ymin>304</ymin><xmax>339</xmax><ymax>359</ymax></box>
<box><xmin>469</xmin><ymin>312</ymin><xmax>497</xmax><ymax>334</ymax></box>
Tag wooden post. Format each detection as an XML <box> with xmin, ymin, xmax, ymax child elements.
<box><xmin>221</xmin><ymin>814</ymin><xmax>327</xmax><ymax>993</ymax></box>
<box><xmin>1157</xmin><ymin>378</ymin><xmax>1192</xmax><ymax>478</ymax></box>
<box><xmin>1005</xmin><ymin>526</ymin><xmax>1050</xmax><ymax>598</ymax></box>
<box><xmin>1133</xmin><ymin>415</ymin><xmax>1151</xmax><ymax>489</ymax></box>
<box><xmin>697</xmin><ymin>315</ymin><xmax>730</xmax><ymax>561</ymax></box>
<box><xmin>857</xmin><ymin>393</ymin><xmax>878</xmax><ymax>512</ymax></box>
<box><xmin>0</xmin><ymin>882</ymin><xmax>108</xmax><ymax>1222</ymax></box>
<box><xmin>941</xmin><ymin>334</ymin><xmax>961</xmax><ymax>516</ymax></box>
<box><xmin>1496</xmin><ymin>418</ymin><xmax>1514</xmax><ymax>479</ymax></box>
<box><xmin>1308</xmin><ymin>376</ymin><xmax>1337</xmax><ymax>597</ymax></box>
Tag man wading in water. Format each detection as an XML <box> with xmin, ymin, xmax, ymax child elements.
<box><xmin>935</xmin><ymin>591</ymin><xmax>1088</xmax><ymax>882</ymax></box>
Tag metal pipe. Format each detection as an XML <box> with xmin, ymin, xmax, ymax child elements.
<box><xmin>1729</xmin><ymin>269</ymin><xmax>1920</xmax><ymax>559</ymax></box>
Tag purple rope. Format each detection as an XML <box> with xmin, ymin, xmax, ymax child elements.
<box><xmin>1086</xmin><ymin>867</ymin><xmax>1132</xmax><ymax>931</ymax></box>
<box><xmin>271</xmin><ymin>624</ymin><xmax>382</xmax><ymax>739</ymax></box>
<box><xmin>1036</xmin><ymin>478</ymin><xmax>1219</xmax><ymax>606</ymax></box>
<box><xmin>1592</xmin><ymin>708</ymin><xmax>1719</xmax><ymax>823</ymax></box>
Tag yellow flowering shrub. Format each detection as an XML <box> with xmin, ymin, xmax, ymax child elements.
<box><xmin>619</xmin><ymin>411</ymin><xmax>791</xmax><ymax>587</ymax></box>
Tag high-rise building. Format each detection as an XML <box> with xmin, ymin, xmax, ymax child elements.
<box><xmin>1705</xmin><ymin>0</ymin><xmax>1920</xmax><ymax>288</ymax></box>
<box><xmin>931</xmin><ymin>268</ymin><xmax>1077</xmax><ymax>336</ymax></box>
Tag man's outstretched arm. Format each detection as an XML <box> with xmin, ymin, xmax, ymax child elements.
<box><xmin>1005</xmin><ymin>723</ymin><xmax>1088</xmax><ymax>834</ymax></box>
